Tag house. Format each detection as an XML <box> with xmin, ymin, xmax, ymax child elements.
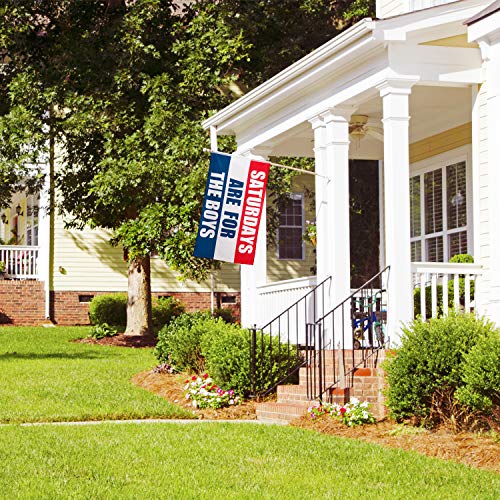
<box><xmin>203</xmin><ymin>0</ymin><xmax>500</xmax><ymax>344</ymax></box>
<box><xmin>0</xmin><ymin>180</ymin><xmax>242</xmax><ymax>325</ymax></box>
<box><xmin>201</xmin><ymin>0</ymin><xmax>500</xmax><ymax>420</ymax></box>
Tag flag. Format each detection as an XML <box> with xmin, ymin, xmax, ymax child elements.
<box><xmin>194</xmin><ymin>152</ymin><xmax>270</xmax><ymax>265</ymax></box>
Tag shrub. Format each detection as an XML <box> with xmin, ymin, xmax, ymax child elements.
<box><xmin>213</xmin><ymin>307</ymin><xmax>237</xmax><ymax>324</ymax></box>
<box><xmin>385</xmin><ymin>312</ymin><xmax>497</xmax><ymax>425</ymax></box>
<box><xmin>154</xmin><ymin>311</ymin><xmax>212</xmax><ymax>371</ymax></box>
<box><xmin>449</xmin><ymin>253</ymin><xmax>474</xmax><ymax>264</ymax></box>
<box><xmin>0</xmin><ymin>261</ymin><xmax>5</xmax><ymax>273</ymax></box>
<box><xmin>155</xmin><ymin>312</ymin><xmax>301</xmax><ymax>397</ymax></box>
<box><xmin>201</xmin><ymin>326</ymin><xmax>301</xmax><ymax>397</ymax></box>
<box><xmin>152</xmin><ymin>296</ymin><xmax>185</xmax><ymax>331</ymax></box>
<box><xmin>89</xmin><ymin>294</ymin><xmax>127</xmax><ymax>327</ymax></box>
<box><xmin>455</xmin><ymin>331</ymin><xmax>500</xmax><ymax>412</ymax></box>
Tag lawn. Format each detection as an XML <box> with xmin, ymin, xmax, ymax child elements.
<box><xmin>0</xmin><ymin>422</ymin><xmax>498</xmax><ymax>499</ymax></box>
<box><xmin>1</xmin><ymin>326</ymin><xmax>498</xmax><ymax>499</ymax></box>
<box><xmin>0</xmin><ymin>327</ymin><xmax>192</xmax><ymax>422</ymax></box>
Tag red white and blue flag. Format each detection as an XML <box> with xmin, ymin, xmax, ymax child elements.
<box><xmin>194</xmin><ymin>152</ymin><xmax>270</xmax><ymax>265</ymax></box>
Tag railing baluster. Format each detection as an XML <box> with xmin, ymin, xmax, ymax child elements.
<box><xmin>431</xmin><ymin>273</ymin><xmax>437</xmax><ymax>318</ymax></box>
<box><xmin>465</xmin><ymin>274</ymin><xmax>471</xmax><ymax>312</ymax></box>
<box><xmin>442</xmin><ymin>273</ymin><xmax>449</xmax><ymax>316</ymax></box>
<box><xmin>454</xmin><ymin>273</ymin><xmax>460</xmax><ymax>310</ymax></box>
<box><xmin>420</xmin><ymin>272</ymin><xmax>426</xmax><ymax>320</ymax></box>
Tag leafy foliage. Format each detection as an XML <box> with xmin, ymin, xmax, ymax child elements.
<box><xmin>385</xmin><ymin>312</ymin><xmax>498</xmax><ymax>426</ymax></box>
<box><xmin>89</xmin><ymin>294</ymin><xmax>127</xmax><ymax>328</ymax></box>
<box><xmin>201</xmin><ymin>326</ymin><xmax>301</xmax><ymax>397</ymax></box>
<box><xmin>212</xmin><ymin>307</ymin><xmax>238</xmax><ymax>324</ymax></box>
<box><xmin>88</xmin><ymin>323</ymin><xmax>118</xmax><ymax>340</ymax></box>
<box><xmin>151</xmin><ymin>296</ymin><xmax>185</xmax><ymax>332</ymax></box>
<box><xmin>455</xmin><ymin>331</ymin><xmax>500</xmax><ymax>412</ymax></box>
<box><xmin>154</xmin><ymin>311</ymin><xmax>213</xmax><ymax>371</ymax></box>
<box><xmin>155</xmin><ymin>311</ymin><xmax>301</xmax><ymax>396</ymax></box>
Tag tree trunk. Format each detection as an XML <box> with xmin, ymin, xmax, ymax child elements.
<box><xmin>124</xmin><ymin>255</ymin><xmax>152</xmax><ymax>336</ymax></box>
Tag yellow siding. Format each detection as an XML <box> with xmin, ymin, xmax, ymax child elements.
<box><xmin>267</xmin><ymin>174</ymin><xmax>316</xmax><ymax>283</ymax></box>
<box><xmin>420</xmin><ymin>34</ymin><xmax>479</xmax><ymax>48</ymax></box>
<box><xmin>409</xmin><ymin>123</ymin><xmax>472</xmax><ymax>164</ymax></box>
<box><xmin>52</xmin><ymin>216</ymin><xmax>240</xmax><ymax>292</ymax></box>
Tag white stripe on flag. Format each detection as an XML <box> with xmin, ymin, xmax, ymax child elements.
<box><xmin>213</xmin><ymin>155</ymin><xmax>250</xmax><ymax>262</ymax></box>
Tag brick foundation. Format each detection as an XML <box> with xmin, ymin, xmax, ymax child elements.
<box><xmin>0</xmin><ymin>282</ymin><xmax>241</xmax><ymax>327</ymax></box>
<box><xmin>0</xmin><ymin>280</ymin><xmax>46</xmax><ymax>325</ymax></box>
<box><xmin>51</xmin><ymin>290</ymin><xmax>241</xmax><ymax>326</ymax></box>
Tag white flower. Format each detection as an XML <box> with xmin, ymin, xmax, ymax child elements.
<box><xmin>350</xmin><ymin>397</ymin><xmax>360</xmax><ymax>405</ymax></box>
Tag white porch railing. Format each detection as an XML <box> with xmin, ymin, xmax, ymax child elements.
<box><xmin>257</xmin><ymin>276</ymin><xmax>317</xmax><ymax>332</ymax></box>
<box><xmin>411</xmin><ymin>262</ymin><xmax>483</xmax><ymax>320</ymax></box>
<box><xmin>0</xmin><ymin>245</ymin><xmax>39</xmax><ymax>279</ymax></box>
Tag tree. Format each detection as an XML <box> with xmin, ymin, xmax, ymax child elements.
<box><xmin>0</xmin><ymin>0</ymin><xmax>373</xmax><ymax>335</ymax></box>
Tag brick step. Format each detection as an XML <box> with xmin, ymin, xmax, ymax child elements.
<box><xmin>299</xmin><ymin>366</ymin><xmax>380</xmax><ymax>384</ymax></box>
<box><xmin>256</xmin><ymin>401</ymin><xmax>311</xmax><ymax>424</ymax></box>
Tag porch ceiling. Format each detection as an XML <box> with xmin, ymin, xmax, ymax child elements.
<box><xmin>204</xmin><ymin>0</ymin><xmax>488</xmax><ymax>159</ymax></box>
<box><xmin>268</xmin><ymin>85</ymin><xmax>472</xmax><ymax>159</ymax></box>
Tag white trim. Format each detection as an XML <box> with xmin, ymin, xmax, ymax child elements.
<box><xmin>276</xmin><ymin>193</ymin><xmax>305</xmax><ymax>261</ymax></box>
<box><xmin>410</xmin><ymin>145</ymin><xmax>472</xmax><ymax>261</ymax></box>
<box><xmin>411</xmin><ymin>261</ymin><xmax>482</xmax><ymax>274</ymax></box>
<box><xmin>256</xmin><ymin>275</ymin><xmax>317</xmax><ymax>294</ymax></box>
<box><xmin>202</xmin><ymin>19</ymin><xmax>375</xmax><ymax>131</ymax></box>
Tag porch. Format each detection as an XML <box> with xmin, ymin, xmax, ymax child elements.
<box><xmin>0</xmin><ymin>245</ymin><xmax>40</xmax><ymax>280</ymax></box>
<box><xmin>203</xmin><ymin>0</ymin><xmax>500</xmax><ymax>348</ymax></box>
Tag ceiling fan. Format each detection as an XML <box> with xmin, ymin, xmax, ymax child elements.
<box><xmin>349</xmin><ymin>115</ymin><xmax>384</xmax><ymax>146</ymax></box>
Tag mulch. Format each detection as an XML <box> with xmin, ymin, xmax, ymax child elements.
<box><xmin>76</xmin><ymin>333</ymin><xmax>157</xmax><ymax>348</ymax></box>
<box><xmin>291</xmin><ymin>415</ymin><xmax>500</xmax><ymax>474</ymax></box>
<box><xmin>132</xmin><ymin>370</ymin><xmax>258</xmax><ymax>420</ymax></box>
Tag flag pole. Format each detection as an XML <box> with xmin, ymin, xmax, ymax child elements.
<box><xmin>203</xmin><ymin>148</ymin><xmax>331</xmax><ymax>181</ymax></box>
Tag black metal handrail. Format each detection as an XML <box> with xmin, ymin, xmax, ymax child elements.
<box><xmin>306</xmin><ymin>266</ymin><xmax>390</xmax><ymax>401</ymax></box>
<box><xmin>249</xmin><ymin>276</ymin><xmax>332</xmax><ymax>397</ymax></box>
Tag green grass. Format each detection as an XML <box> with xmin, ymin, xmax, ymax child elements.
<box><xmin>0</xmin><ymin>327</ymin><xmax>192</xmax><ymax>423</ymax></box>
<box><xmin>0</xmin><ymin>423</ymin><xmax>498</xmax><ymax>499</ymax></box>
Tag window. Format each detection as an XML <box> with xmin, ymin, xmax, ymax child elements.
<box><xmin>410</xmin><ymin>160</ymin><xmax>468</xmax><ymax>262</ymax></box>
<box><xmin>278</xmin><ymin>194</ymin><xmax>304</xmax><ymax>260</ymax></box>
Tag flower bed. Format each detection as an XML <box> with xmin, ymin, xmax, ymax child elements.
<box><xmin>308</xmin><ymin>398</ymin><xmax>375</xmax><ymax>427</ymax></box>
<box><xmin>184</xmin><ymin>374</ymin><xmax>240</xmax><ymax>409</ymax></box>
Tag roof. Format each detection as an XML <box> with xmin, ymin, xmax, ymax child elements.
<box><xmin>465</xmin><ymin>0</ymin><xmax>500</xmax><ymax>24</ymax></box>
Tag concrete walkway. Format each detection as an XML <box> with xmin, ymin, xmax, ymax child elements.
<box><xmin>0</xmin><ymin>418</ymin><xmax>282</xmax><ymax>427</ymax></box>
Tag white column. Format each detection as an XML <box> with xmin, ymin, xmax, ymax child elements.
<box><xmin>309</xmin><ymin>116</ymin><xmax>329</xmax><ymax>287</ymax></box>
<box><xmin>322</xmin><ymin>107</ymin><xmax>355</xmax><ymax>307</ymax></box>
<box><xmin>239</xmin><ymin>147</ymin><xmax>271</xmax><ymax>328</ymax></box>
<box><xmin>377</xmin><ymin>79</ymin><xmax>416</xmax><ymax>343</ymax></box>
<box><xmin>484</xmin><ymin>40</ymin><xmax>500</xmax><ymax>321</ymax></box>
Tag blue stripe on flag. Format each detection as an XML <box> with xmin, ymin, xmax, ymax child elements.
<box><xmin>194</xmin><ymin>152</ymin><xmax>230</xmax><ymax>259</ymax></box>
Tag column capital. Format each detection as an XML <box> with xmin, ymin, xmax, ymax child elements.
<box><xmin>321</xmin><ymin>104</ymin><xmax>358</xmax><ymax>123</ymax></box>
<box><xmin>308</xmin><ymin>115</ymin><xmax>325</xmax><ymax>130</ymax></box>
<box><xmin>376</xmin><ymin>77</ymin><xmax>419</xmax><ymax>98</ymax></box>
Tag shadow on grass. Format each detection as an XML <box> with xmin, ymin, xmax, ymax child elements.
<box><xmin>0</xmin><ymin>351</ymin><xmax>120</xmax><ymax>360</ymax></box>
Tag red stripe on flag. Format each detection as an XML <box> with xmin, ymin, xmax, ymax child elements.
<box><xmin>233</xmin><ymin>160</ymin><xmax>270</xmax><ymax>265</ymax></box>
